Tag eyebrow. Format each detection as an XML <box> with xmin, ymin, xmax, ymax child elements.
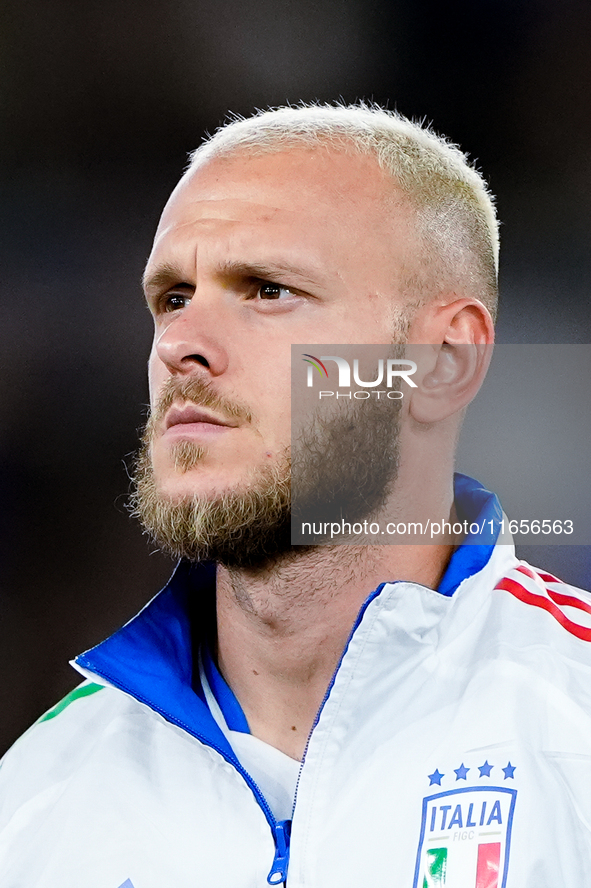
<box><xmin>216</xmin><ymin>259</ymin><xmax>321</xmax><ymax>289</ymax></box>
<box><xmin>143</xmin><ymin>258</ymin><xmax>322</xmax><ymax>297</ymax></box>
<box><xmin>142</xmin><ymin>262</ymin><xmax>186</xmax><ymax>297</ymax></box>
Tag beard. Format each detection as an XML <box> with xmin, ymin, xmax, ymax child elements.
<box><xmin>130</xmin><ymin>375</ymin><xmax>293</xmax><ymax>569</ymax></box>
<box><xmin>131</xmin><ymin>360</ymin><xmax>403</xmax><ymax>570</ymax></box>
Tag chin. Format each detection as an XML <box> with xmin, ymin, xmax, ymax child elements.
<box><xmin>131</xmin><ymin>451</ymin><xmax>293</xmax><ymax>569</ymax></box>
<box><xmin>154</xmin><ymin>476</ymin><xmax>234</xmax><ymax>506</ymax></box>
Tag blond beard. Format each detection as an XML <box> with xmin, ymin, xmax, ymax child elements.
<box><xmin>131</xmin><ymin>435</ymin><xmax>293</xmax><ymax>570</ymax></box>
<box><xmin>130</xmin><ymin>375</ymin><xmax>296</xmax><ymax>567</ymax></box>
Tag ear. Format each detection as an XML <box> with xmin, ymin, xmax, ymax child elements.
<box><xmin>407</xmin><ymin>298</ymin><xmax>494</xmax><ymax>424</ymax></box>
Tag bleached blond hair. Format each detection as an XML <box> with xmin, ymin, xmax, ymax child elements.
<box><xmin>187</xmin><ymin>103</ymin><xmax>499</xmax><ymax>319</ymax></box>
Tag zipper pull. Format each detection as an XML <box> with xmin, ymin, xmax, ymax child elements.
<box><xmin>267</xmin><ymin>819</ymin><xmax>292</xmax><ymax>885</ymax></box>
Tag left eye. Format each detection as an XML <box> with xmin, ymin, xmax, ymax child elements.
<box><xmin>256</xmin><ymin>282</ymin><xmax>294</xmax><ymax>300</ymax></box>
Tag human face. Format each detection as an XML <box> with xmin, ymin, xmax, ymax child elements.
<box><xmin>143</xmin><ymin>146</ymin><xmax>418</xmax><ymax>504</ymax></box>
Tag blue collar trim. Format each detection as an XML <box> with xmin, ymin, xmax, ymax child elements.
<box><xmin>76</xmin><ymin>561</ymin><xmax>239</xmax><ymax>760</ymax></box>
<box><xmin>437</xmin><ymin>473</ymin><xmax>502</xmax><ymax>597</ymax></box>
<box><xmin>76</xmin><ymin>474</ymin><xmax>501</xmax><ymax>745</ymax></box>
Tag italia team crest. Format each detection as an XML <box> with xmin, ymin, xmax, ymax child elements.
<box><xmin>413</xmin><ymin>786</ymin><xmax>517</xmax><ymax>888</ymax></box>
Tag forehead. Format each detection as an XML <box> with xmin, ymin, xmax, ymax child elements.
<box><xmin>146</xmin><ymin>146</ymin><xmax>417</xmax><ymax>286</ymax></box>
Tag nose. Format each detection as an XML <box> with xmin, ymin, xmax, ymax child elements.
<box><xmin>153</xmin><ymin>296</ymin><xmax>230</xmax><ymax>378</ymax></box>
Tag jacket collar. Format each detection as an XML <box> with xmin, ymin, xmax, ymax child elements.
<box><xmin>75</xmin><ymin>559</ymin><xmax>236</xmax><ymax>757</ymax></box>
<box><xmin>74</xmin><ymin>474</ymin><xmax>504</xmax><ymax>749</ymax></box>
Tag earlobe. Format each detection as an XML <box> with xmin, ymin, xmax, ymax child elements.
<box><xmin>408</xmin><ymin>298</ymin><xmax>494</xmax><ymax>424</ymax></box>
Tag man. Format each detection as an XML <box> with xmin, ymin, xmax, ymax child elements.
<box><xmin>1</xmin><ymin>103</ymin><xmax>590</xmax><ymax>887</ymax></box>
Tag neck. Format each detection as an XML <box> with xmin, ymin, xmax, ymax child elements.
<box><xmin>215</xmin><ymin>538</ymin><xmax>454</xmax><ymax>760</ymax></box>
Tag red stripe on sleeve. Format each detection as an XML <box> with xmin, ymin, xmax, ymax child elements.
<box><xmin>494</xmin><ymin>577</ymin><xmax>591</xmax><ymax>642</ymax></box>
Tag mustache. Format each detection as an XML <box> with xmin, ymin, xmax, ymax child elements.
<box><xmin>149</xmin><ymin>375</ymin><xmax>254</xmax><ymax>429</ymax></box>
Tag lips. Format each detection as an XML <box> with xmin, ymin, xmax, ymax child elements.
<box><xmin>164</xmin><ymin>403</ymin><xmax>236</xmax><ymax>431</ymax></box>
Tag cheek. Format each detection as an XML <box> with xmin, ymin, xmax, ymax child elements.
<box><xmin>263</xmin><ymin>388</ymin><xmax>292</xmax><ymax>448</ymax></box>
<box><xmin>147</xmin><ymin>345</ymin><xmax>167</xmax><ymax>408</ymax></box>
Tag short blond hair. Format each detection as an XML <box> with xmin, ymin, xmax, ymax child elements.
<box><xmin>188</xmin><ymin>103</ymin><xmax>499</xmax><ymax>319</ymax></box>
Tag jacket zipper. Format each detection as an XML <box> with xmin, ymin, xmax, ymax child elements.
<box><xmin>268</xmin><ymin>819</ymin><xmax>292</xmax><ymax>884</ymax></box>
<box><xmin>78</xmin><ymin>583</ymin><xmax>391</xmax><ymax>886</ymax></box>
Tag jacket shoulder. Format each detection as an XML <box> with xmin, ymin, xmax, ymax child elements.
<box><xmin>0</xmin><ymin>680</ymin><xmax>131</xmax><ymax>825</ymax></box>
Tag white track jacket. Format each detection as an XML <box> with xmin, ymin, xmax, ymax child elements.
<box><xmin>1</xmin><ymin>481</ymin><xmax>591</xmax><ymax>887</ymax></box>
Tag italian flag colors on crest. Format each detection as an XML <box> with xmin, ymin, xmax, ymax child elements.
<box><xmin>413</xmin><ymin>787</ymin><xmax>517</xmax><ymax>888</ymax></box>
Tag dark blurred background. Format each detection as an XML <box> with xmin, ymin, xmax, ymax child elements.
<box><xmin>1</xmin><ymin>0</ymin><xmax>590</xmax><ymax>755</ymax></box>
